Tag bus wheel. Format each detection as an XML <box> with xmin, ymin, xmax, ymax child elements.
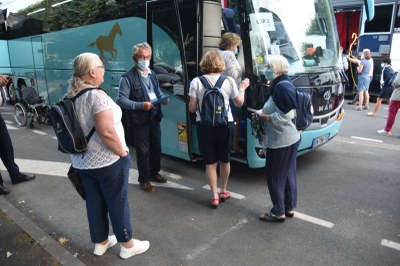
<box><xmin>7</xmin><ymin>82</ymin><xmax>17</xmax><ymax>104</ymax></box>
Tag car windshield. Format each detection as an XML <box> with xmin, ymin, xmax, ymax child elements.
<box><xmin>245</xmin><ymin>0</ymin><xmax>340</xmax><ymax>77</ymax></box>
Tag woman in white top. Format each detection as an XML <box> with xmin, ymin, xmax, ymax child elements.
<box><xmin>69</xmin><ymin>53</ymin><xmax>149</xmax><ymax>259</ymax></box>
<box><xmin>188</xmin><ymin>50</ymin><xmax>249</xmax><ymax>208</ymax></box>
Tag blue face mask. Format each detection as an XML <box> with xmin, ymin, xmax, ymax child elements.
<box><xmin>137</xmin><ymin>60</ymin><xmax>150</xmax><ymax>71</ymax></box>
<box><xmin>265</xmin><ymin>69</ymin><xmax>275</xmax><ymax>80</ymax></box>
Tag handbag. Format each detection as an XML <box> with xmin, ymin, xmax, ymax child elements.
<box><xmin>67</xmin><ymin>165</ymin><xmax>86</xmax><ymax>200</ymax></box>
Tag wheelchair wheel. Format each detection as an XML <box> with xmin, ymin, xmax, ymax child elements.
<box><xmin>14</xmin><ymin>103</ymin><xmax>28</xmax><ymax>127</ymax></box>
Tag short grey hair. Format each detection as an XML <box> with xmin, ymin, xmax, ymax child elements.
<box><xmin>132</xmin><ymin>42</ymin><xmax>152</xmax><ymax>57</ymax></box>
<box><xmin>267</xmin><ymin>55</ymin><xmax>289</xmax><ymax>75</ymax></box>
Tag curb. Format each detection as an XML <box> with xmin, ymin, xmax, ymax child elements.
<box><xmin>0</xmin><ymin>196</ymin><xmax>85</xmax><ymax>266</ymax></box>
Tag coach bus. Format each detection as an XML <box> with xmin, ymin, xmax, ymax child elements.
<box><xmin>0</xmin><ymin>0</ymin><xmax>346</xmax><ymax>168</ymax></box>
<box><xmin>333</xmin><ymin>0</ymin><xmax>399</xmax><ymax>97</ymax></box>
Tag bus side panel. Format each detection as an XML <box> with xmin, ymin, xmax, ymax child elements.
<box><xmin>160</xmin><ymin>97</ymin><xmax>191</xmax><ymax>161</ymax></box>
<box><xmin>0</xmin><ymin>40</ymin><xmax>11</xmax><ymax>73</ymax></box>
<box><xmin>390</xmin><ymin>33</ymin><xmax>400</xmax><ymax>70</ymax></box>
<box><xmin>8</xmin><ymin>38</ymin><xmax>34</xmax><ymax>68</ymax></box>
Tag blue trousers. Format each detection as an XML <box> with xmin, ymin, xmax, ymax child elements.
<box><xmin>0</xmin><ymin>113</ymin><xmax>22</xmax><ymax>183</ymax></box>
<box><xmin>78</xmin><ymin>154</ymin><xmax>133</xmax><ymax>243</ymax></box>
<box><xmin>131</xmin><ymin>119</ymin><xmax>161</xmax><ymax>183</ymax></box>
<box><xmin>265</xmin><ymin>139</ymin><xmax>300</xmax><ymax>216</ymax></box>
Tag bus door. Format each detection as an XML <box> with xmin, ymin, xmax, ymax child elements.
<box><xmin>146</xmin><ymin>0</ymin><xmax>193</xmax><ymax>160</ymax></box>
<box><xmin>31</xmin><ymin>37</ymin><xmax>48</xmax><ymax>103</ymax></box>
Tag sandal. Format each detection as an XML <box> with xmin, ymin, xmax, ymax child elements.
<box><xmin>211</xmin><ymin>198</ymin><xmax>219</xmax><ymax>209</ymax></box>
<box><xmin>259</xmin><ymin>212</ymin><xmax>286</xmax><ymax>223</ymax></box>
<box><xmin>219</xmin><ymin>191</ymin><xmax>231</xmax><ymax>202</ymax></box>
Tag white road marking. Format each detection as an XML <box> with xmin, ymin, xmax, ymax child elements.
<box><xmin>4</xmin><ymin>119</ymin><xmax>13</xmax><ymax>124</ymax></box>
<box><xmin>32</xmin><ymin>130</ymin><xmax>47</xmax><ymax>136</ymax></box>
<box><xmin>293</xmin><ymin>211</ymin><xmax>334</xmax><ymax>229</ymax></box>
<box><xmin>381</xmin><ymin>239</ymin><xmax>400</xmax><ymax>251</ymax></box>
<box><xmin>202</xmin><ymin>185</ymin><xmax>246</xmax><ymax>200</ymax></box>
<box><xmin>52</xmin><ymin>136</ymin><xmax>57</xmax><ymax>140</ymax></box>
<box><xmin>0</xmin><ymin>158</ymin><xmax>193</xmax><ymax>190</ymax></box>
<box><xmin>6</xmin><ymin>124</ymin><xmax>19</xmax><ymax>130</ymax></box>
<box><xmin>159</xmin><ymin>169</ymin><xmax>183</xmax><ymax>180</ymax></box>
<box><xmin>186</xmin><ymin>218</ymin><xmax>248</xmax><ymax>261</ymax></box>
<box><xmin>351</xmin><ymin>136</ymin><xmax>383</xmax><ymax>143</ymax></box>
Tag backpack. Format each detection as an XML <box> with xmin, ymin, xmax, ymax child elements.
<box><xmin>387</xmin><ymin>66</ymin><xmax>398</xmax><ymax>87</ymax></box>
<box><xmin>198</xmin><ymin>75</ymin><xmax>229</xmax><ymax>127</ymax></box>
<box><xmin>274</xmin><ymin>80</ymin><xmax>314</xmax><ymax>131</ymax></box>
<box><xmin>48</xmin><ymin>88</ymin><xmax>98</xmax><ymax>154</ymax></box>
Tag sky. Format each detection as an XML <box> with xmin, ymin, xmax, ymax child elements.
<box><xmin>0</xmin><ymin>0</ymin><xmax>41</xmax><ymax>14</ymax></box>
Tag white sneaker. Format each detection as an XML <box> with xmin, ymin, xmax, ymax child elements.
<box><xmin>93</xmin><ymin>235</ymin><xmax>117</xmax><ymax>256</ymax></box>
<box><xmin>119</xmin><ymin>239</ymin><xmax>150</xmax><ymax>259</ymax></box>
<box><xmin>377</xmin><ymin>129</ymin><xmax>391</xmax><ymax>136</ymax></box>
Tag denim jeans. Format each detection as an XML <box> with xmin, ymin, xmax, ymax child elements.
<box><xmin>78</xmin><ymin>154</ymin><xmax>133</xmax><ymax>243</ymax></box>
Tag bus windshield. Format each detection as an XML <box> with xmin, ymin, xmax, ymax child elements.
<box><xmin>245</xmin><ymin>0</ymin><xmax>339</xmax><ymax>76</ymax></box>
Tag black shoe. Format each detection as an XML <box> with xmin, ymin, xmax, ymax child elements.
<box><xmin>12</xmin><ymin>174</ymin><xmax>35</xmax><ymax>185</ymax></box>
<box><xmin>150</xmin><ymin>173</ymin><xmax>167</xmax><ymax>183</ymax></box>
<box><xmin>259</xmin><ymin>212</ymin><xmax>286</xmax><ymax>223</ymax></box>
<box><xmin>347</xmin><ymin>101</ymin><xmax>354</xmax><ymax>105</ymax></box>
<box><xmin>0</xmin><ymin>184</ymin><xmax>10</xmax><ymax>195</ymax></box>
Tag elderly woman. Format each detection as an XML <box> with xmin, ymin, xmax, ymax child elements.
<box><xmin>218</xmin><ymin>32</ymin><xmax>245</xmax><ymax>154</ymax></box>
<box><xmin>348</xmin><ymin>49</ymin><xmax>372</xmax><ymax>111</ymax></box>
<box><xmin>69</xmin><ymin>53</ymin><xmax>149</xmax><ymax>259</ymax></box>
<box><xmin>257</xmin><ymin>55</ymin><xmax>301</xmax><ymax>222</ymax></box>
<box><xmin>188</xmin><ymin>50</ymin><xmax>249</xmax><ymax>208</ymax></box>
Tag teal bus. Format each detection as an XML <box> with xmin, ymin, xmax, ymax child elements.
<box><xmin>333</xmin><ymin>0</ymin><xmax>399</xmax><ymax>97</ymax></box>
<box><xmin>0</xmin><ymin>0</ymin><xmax>345</xmax><ymax>168</ymax></box>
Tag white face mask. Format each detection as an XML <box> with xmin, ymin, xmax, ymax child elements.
<box><xmin>137</xmin><ymin>60</ymin><xmax>150</xmax><ymax>71</ymax></box>
<box><xmin>381</xmin><ymin>63</ymin><xmax>385</xmax><ymax>68</ymax></box>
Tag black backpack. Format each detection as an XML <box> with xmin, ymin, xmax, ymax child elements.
<box><xmin>198</xmin><ymin>75</ymin><xmax>228</xmax><ymax>127</ymax></box>
<box><xmin>48</xmin><ymin>88</ymin><xmax>99</xmax><ymax>154</ymax></box>
<box><xmin>274</xmin><ymin>80</ymin><xmax>314</xmax><ymax>131</ymax></box>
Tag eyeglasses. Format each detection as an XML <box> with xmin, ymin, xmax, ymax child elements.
<box><xmin>136</xmin><ymin>55</ymin><xmax>151</xmax><ymax>60</ymax></box>
<box><xmin>95</xmin><ymin>65</ymin><xmax>105</xmax><ymax>69</ymax></box>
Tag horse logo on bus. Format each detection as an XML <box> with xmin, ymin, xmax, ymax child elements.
<box><xmin>88</xmin><ymin>22</ymin><xmax>122</xmax><ymax>62</ymax></box>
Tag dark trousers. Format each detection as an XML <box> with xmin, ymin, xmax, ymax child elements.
<box><xmin>265</xmin><ymin>139</ymin><xmax>301</xmax><ymax>216</ymax></box>
<box><xmin>79</xmin><ymin>155</ymin><xmax>133</xmax><ymax>243</ymax></box>
<box><xmin>131</xmin><ymin>119</ymin><xmax>161</xmax><ymax>183</ymax></box>
<box><xmin>0</xmin><ymin>113</ymin><xmax>21</xmax><ymax>184</ymax></box>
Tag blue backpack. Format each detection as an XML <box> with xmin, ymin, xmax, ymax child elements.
<box><xmin>198</xmin><ymin>75</ymin><xmax>229</xmax><ymax>127</ymax></box>
<box><xmin>274</xmin><ymin>80</ymin><xmax>314</xmax><ymax>131</ymax></box>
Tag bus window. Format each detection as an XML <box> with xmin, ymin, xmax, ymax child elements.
<box><xmin>150</xmin><ymin>4</ymin><xmax>186</xmax><ymax>97</ymax></box>
<box><xmin>364</xmin><ymin>4</ymin><xmax>394</xmax><ymax>33</ymax></box>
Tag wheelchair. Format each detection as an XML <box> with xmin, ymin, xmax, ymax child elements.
<box><xmin>13</xmin><ymin>79</ymin><xmax>50</xmax><ymax>128</ymax></box>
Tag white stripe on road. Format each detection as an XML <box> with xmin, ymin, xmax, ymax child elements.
<box><xmin>381</xmin><ymin>239</ymin><xmax>400</xmax><ymax>251</ymax></box>
<box><xmin>4</xmin><ymin>119</ymin><xmax>14</xmax><ymax>124</ymax></box>
<box><xmin>202</xmin><ymin>185</ymin><xmax>246</xmax><ymax>200</ymax></box>
<box><xmin>351</xmin><ymin>136</ymin><xmax>383</xmax><ymax>143</ymax></box>
<box><xmin>6</xmin><ymin>124</ymin><xmax>19</xmax><ymax>130</ymax></box>
<box><xmin>159</xmin><ymin>169</ymin><xmax>183</xmax><ymax>180</ymax></box>
<box><xmin>293</xmin><ymin>211</ymin><xmax>334</xmax><ymax>229</ymax></box>
<box><xmin>32</xmin><ymin>130</ymin><xmax>47</xmax><ymax>136</ymax></box>
<box><xmin>0</xmin><ymin>158</ymin><xmax>193</xmax><ymax>190</ymax></box>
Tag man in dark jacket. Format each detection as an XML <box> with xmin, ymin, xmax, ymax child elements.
<box><xmin>117</xmin><ymin>42</ymin><xmax>169</xmax><ymax>192</ymax></box>
<box><xmin>0</xmin><ymin>75</ymin><xmax>35</xmax><ymax>195</ymax></box>
<box><xmin>367</xmin><ymin>58</ymin><xmax>395</xmax><ymax>117</ymax></box>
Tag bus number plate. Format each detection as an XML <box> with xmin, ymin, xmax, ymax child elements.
<box><xmin>312</xmin><ymin>134</ymin><xmax>329</xmax><ymax>148</ymax></box>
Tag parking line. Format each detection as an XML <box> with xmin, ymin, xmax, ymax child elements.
<box><xmin>6</xmin><ymin>124</ymin><xmax>19</xmax><ymax>130</ymax></box>
<box><xmin>202</xmin><ymin>185</ymin><xmax>246</xmax><ymax>200</ymax></box>
<box><xmin>381</xmin><ymin>239</ymin><xmax>400</xmax><ymax>251</ymax></box>
<box><xmin>351</xmin><ymin>136</ymin><xmax>383</xmax><ymax>143</ymax></box>
<box><xmin>293</xmin><ymin>211</ymin><xmax>335</xmax><ymax>229</ymax></box>
<box><xmin>32</xmin><ymin>130</ymin><xmax>47</xmax><ymax>136</ymax></box>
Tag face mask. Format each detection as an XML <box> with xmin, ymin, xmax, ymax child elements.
<box><xmin>381</xmin><ymin>63</ymin><xmax>385</xmax><ymax>68</ymax></box>
<box><xmin>137</xmin><ymin>60</ymin><xmax>150</xmax><ymax>70</ymax></box>
<box><xmin>234</xmin><ymin>47</ymin><xmax>239</xmax><ymax>56</ymax></box>
<box><xmin>265</xmin><ymin>69</ymin><xmax>275</xmax><ymax>80</ymax></box>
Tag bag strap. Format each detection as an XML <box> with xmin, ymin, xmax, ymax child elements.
<box><xmin>71</xmin><ymin>87</ymin><xmax>106</xmax><ymax>143</ymax></box>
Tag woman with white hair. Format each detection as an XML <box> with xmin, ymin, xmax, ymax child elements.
<box><xmin>69</xmin><ymin>52</ymin><xmax>149</xmax><ymax>259</ymax></box>
<box><xmin>256</xmin><ymin>55</ymin><xmax>301</xmax><ymax>223</ymax></box>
